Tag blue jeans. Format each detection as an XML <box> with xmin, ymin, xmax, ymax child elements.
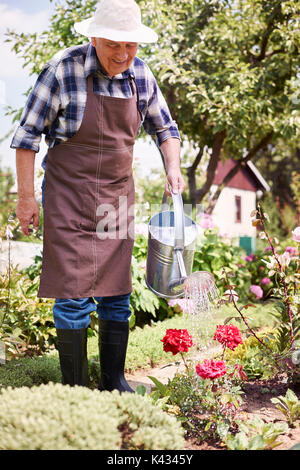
<box><xmin>53</xmin><ymin>294</ymin><xmax>132</xmax><ymax>329</ymax></box>
<box><xmin>41</xmin><ymin>177</ymin><xmax>131</xmax><ymax>329</ymax></box>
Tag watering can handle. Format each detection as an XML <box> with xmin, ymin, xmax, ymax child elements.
<box><xmin>162</xmin><ymin>191</ymin><xmax>185</xmax><ymax>251</ymax></box>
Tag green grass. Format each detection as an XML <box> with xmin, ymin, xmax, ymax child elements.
<box><xmin>0</xmin><ymin>301</ymin><xmax>280</xmax><ymax>389</ymax></box>
<box><xmin>90</xmin><ymin>300</ymin><xmax>280</xmax><ymax>372</ymax></box>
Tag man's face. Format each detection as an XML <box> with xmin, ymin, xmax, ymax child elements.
<box><xmin>91</xmin><ymin>38</ymin><xmax>138</xmax><ymax>77</ymax></box>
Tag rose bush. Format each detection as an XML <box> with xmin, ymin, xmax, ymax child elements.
<box><xmin>146</xmin><ymin>327</ymin><xmax>247</xmax><ymax>446</ymax></box>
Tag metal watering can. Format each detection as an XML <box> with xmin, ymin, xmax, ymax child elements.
<box><xmin>145</xmin><ymin>191</ymin><xmax>198</xmax><ymax>298</ymax></box>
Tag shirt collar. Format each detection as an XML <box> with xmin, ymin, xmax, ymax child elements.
<box><xmin>84</xmin><ymin>43</ymin><xmax>135</xmax><ymax>80</ymax></box>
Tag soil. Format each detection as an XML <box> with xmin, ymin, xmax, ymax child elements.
<box><xmin>127</xmin><ymin>361</ymin><xmax>300</xmax><ymax>451</ymax></box>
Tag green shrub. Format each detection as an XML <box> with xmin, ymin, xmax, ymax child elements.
<box><xmin>224</xmin><ymin>330</ymin><xmax>278</xmax><ymax>380</ymax></box>
<box><xmin>0</xmin><ymin>259</ymin><xmax>55</xmax><ymax>358</ymax></box>
<box><xmin>194</xmin><ymin>228</ymin><xmax>251</xmax><ymax>298</ymax></box>
<box><xmin>130</xmin><ymin>253</ymin><xmax>160</xmax><ymax>325</ymax></box>
<box><xmin>0</xmin><ymin>355</ymin><xmax>61</xmax><ymax>389</ymax></box>
<box><xmin>0</xmin><ymin>383</ymin><xmax>185</xmax><ymax>450</ymax></box>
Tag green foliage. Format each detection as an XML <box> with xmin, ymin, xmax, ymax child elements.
<box><xmin>134</xmin><ymin>169</ymin><xmax>167</xmax><ymax>208</ymax></box>
<box><xmin>271</xmin><ymin>389</ymin><xmax>300</xmax><ymax>427</ymax></box>
<box><xmin>224</xmin><ymin>330</ymin><xmax>278</xmax><ymax>380</ymax></box>
<box><xmin>0</xmin><ymin>259</ymin><xmax>56</xmax><ymax>359</ymax></box>
<box><xmin>139</xmin><ymin>0</ymin><xmax>300</xmax><ymax>151</ymax></box>
<box><xmin>225</xmin><ymin>416</ymin><xmax>288</xmax><ymax>450</ymax></box>
<box><xmin>131</xmin><ymin>240</ymin><xmax>160</xmax><ymax>325</ymax></box>
<box><xmin>255</xmin><ymin>146</ymin><xmax>300</xmax><ymax>227</ymax></box>
<box><xmin>253</xmin><ymin>206</ymin><xmax>300</xmax><ymax>377</ymax></box>
<box><xmin>5</xmin><ymin>0</ymin><xmax>97</xmax><ymax>74</ymax></box>
<box><xmin>0</xmin><ymin>383</ymin><xmax>185</xmax><ymax>450</ymax></box>
<box><xmin>259</xmin><ymin>192</ymin><xmax>287</xmax><ymax>240</ymax></box>
<box><xmin>220</xmin><ymin>204</ymin><xmax>300</xmax><ymax>383</ymax></box>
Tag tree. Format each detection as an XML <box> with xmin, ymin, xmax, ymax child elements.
<box><xmin>138</xmin><ymin>0</ymin><xmax>299</xmax><ymax>209</ymax></box>
<box><xmin>5</xmin><ymin>0</ymin><xmax>300</xmax><ymax>210</ymax></box>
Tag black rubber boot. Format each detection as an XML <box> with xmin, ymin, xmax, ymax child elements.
<box><xmin>98</xmin><ymin>318</ymin><xmax>134</xmax><ymax>393</ymax></box>
<box><xmin>56</xmin><ymin>328</ymin><xmax>88</xmax><ymax>386</ymax></box>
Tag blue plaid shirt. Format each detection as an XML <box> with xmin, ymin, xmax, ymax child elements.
<box><xmin>10</xmin><ymin>42</ymin><xmax>180</xmax><ymax>167</ymax></box>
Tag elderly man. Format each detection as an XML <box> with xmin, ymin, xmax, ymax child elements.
<box><xmin>11</xmin><ymin>0</ymin><xmax>185</xmax><ymax>392</ymax></box>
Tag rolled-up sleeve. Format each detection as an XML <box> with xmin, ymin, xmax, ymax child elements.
<box><xmin>141</xmin><ymin>65</ymin><xmax>181</xmax><ymax>146</ymax></box>
<box><xmin>10</xmin><ymin>64</ymin><xmax>60</xmax><ymax>153</ymax></box>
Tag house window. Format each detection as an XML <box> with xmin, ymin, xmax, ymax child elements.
<box><xmin>235</xmin><ymin>196</ymin><xmax>241</xmax><ymax>223</ymax></box>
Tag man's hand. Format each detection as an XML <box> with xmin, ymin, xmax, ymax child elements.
<box><xmin>16</xmin><ymin>196</ymin><xmax>40</xmax><ymax>236</ymax></box>
<box><xmin>164</xmin><ymin>168</ymin><xmax>186</xmax><ymax>196</ymax></box>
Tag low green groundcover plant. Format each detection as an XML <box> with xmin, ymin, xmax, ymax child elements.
<box><xmin>0</xmin><ymin>355</ymin><xmax>61</xmax><ymax>389</ymax></box>
<box><xmin>0</xmin><ymin>383</ymin><xmax>185</xmax><ymax>450</ymax></box>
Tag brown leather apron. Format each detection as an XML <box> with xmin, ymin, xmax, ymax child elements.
<box><xmin>38</xmin><ymin>73</ymin><xmax>140</xmax><ymax>298</ymax></box>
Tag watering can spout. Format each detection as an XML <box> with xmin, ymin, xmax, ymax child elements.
<box><xmin>168</xmin><ymin>276</ymin><xmax>187</xmax><ymax>293</ymax></box>
<box><xmin>168</xmin><ymin>248</ymin><xmax>187</xmax><ymax>293</ymax></box>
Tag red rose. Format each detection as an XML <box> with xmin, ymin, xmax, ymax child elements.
<box><xmin>195</xmin><ymin>359</ymin><xmax>227</xmax><ymax>380</ymax></box>
<box><xmin>213</xmin><ymin>324</ymin><xmax>243</xmax><ymax>350</ymax></box>
<box><xmin>161</xmin><ymin>329</ymin><xmax>193</xmax><ymax>356</ymax></box>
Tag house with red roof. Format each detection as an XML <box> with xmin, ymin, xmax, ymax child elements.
<box><xmin>211</xmin><ymin>158</ymin><xmax>270</xmax><ymax>254</ymax></box>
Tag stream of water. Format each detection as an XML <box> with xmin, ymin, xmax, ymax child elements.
<box><xmin>183</xmin><ymin>271</ymin><xmax>220</xmax><ymax>350</ymax></box>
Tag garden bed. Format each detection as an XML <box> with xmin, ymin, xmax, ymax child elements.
<box><xmin>184</xmin><ymin>376</ymin><xmax>300</xmax><ymax>450</ymax></box>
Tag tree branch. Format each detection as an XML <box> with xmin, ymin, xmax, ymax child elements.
<box><xmin>264</xmin><ymin>48</ymin><xmax>285</xmax><ymax>58</ymax></box>
<box><xmin>187</xmin><ymin>147</ymin><xmax>204</xmax><ymax>205</ymax></box>
<box><xmin>247</xmin><ymin>1</ymin><xmax>283</xmax><ymax>65</ymax></box>
<box><xmin>189</xmin><ymin>129</ymin><xmax>226</xmax><ymax>205</ymax></box>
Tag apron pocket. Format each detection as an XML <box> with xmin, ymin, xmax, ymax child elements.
<box><xmin>80</xmin><ymin>179</ymin><xmax>130</xmax><ymax>235</ymax></box>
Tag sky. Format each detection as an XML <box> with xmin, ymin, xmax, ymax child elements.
<box><xmin>0</xmin><ymin>0</ymin><xmax>162</xmax><ymax>177</ymax></box>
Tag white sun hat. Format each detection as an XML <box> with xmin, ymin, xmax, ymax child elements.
<box><xmin>74</xmin><ymin>0</ymin><xmax>158</xmax><ymax>43</ymax></box>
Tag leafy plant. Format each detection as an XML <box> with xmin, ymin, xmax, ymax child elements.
<box><xmin>224</xmin><ymin>332</ymin><xmax>279</xmax><ymax>380</ymax></box>
<box><xmin>130</xmin><ymin>253</ymin><xmax>160</xmax><ymax>326</ymax></box>
<box><xmin>271</xmin><ymin>389</ymin><xmax>300</xmax><ymax>427</ymax></box>
<box><xmin>225</xmin><ymin>416</ymin><xmax>288</xmax><ymax>450</ymax></box>
<box><xmin>148</xmin><ymin>371</ymin><xmax>244</xmax><ymax>444</ymax></box>
<box><xmin>0</xmin><ymin>255</ymin><xmax>56</xmax><ymax>359</ymax></box>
